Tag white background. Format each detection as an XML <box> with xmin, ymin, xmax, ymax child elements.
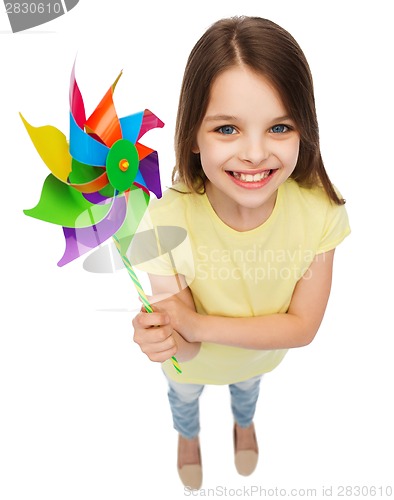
<box><xmin>1</xmin><ymin>0</ymin><xmax>393</xmax><ymax>498</ymax></box>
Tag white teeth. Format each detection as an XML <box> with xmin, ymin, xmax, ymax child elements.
<box><xmin>232</xmin><ymin>170</ymin><xmax>271</xmax><ymax>182</ymax></box>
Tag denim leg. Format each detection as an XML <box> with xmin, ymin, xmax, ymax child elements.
<box><xmin>229</xmin><ymin>375</ymin><xmax>262</xmax><ymax>428</ymax></box>
<box><xmin>166</xmin><ymin>377</ymin><xmax>205</xmax><ymax>439</ymax></box>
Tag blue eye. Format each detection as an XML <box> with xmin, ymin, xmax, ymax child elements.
<box><xmin>271</xmin><ymin>124</ymin><xmax>289</xmax><ymax>134</ymax></box>
<box><xmin>217</xmin><ymin>125</ymin><xmax>236</xmax><ymax>135</ymax></box>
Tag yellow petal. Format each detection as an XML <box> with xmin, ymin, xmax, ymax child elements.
<box><xmin>20</xmin><ymin>113</ymin><xmax>71</xmax><ymax>182</ymax></box>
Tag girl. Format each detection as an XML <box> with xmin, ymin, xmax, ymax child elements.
<box><xmin>132</xmin><ymin>16</ymin><xmax>350</xmax><ymax>489</ymax></box>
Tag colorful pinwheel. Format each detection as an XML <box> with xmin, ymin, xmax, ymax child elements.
<box><xmin>22</xmin><ymin>64</ymin><xmax>163</xmax><ymax>265</ymax></box>
<box><xmin>22</xmin><ymin>64</ymin><xmax>181</xmax><ymax>374</ymax></box>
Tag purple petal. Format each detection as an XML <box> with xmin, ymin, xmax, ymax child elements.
<box><xmin>57</xmin><ymin>194</ymin><xmax>127</xmax><ymax>266</ymax></box>
<box><xmin>139</xmin><ymin>151</ymin><xmax>162</xmax><ymax>199</ymax></box>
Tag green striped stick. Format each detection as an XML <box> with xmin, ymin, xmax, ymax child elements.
<box><xmin>113</xmin><ymin>234</ymin><xmax>181</xmax><ymax>374</ymax></box>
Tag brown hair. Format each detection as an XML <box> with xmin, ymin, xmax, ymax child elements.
<box><xmin>172</xmin><ymin>16</ymin><xmax>344</xmax><ymax>205</ymax></box>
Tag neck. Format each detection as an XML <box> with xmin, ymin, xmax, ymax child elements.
<box><xmin>205</xmin><ymin>182</ymin><xmax>277</xmax><ymax>232</ymax></box>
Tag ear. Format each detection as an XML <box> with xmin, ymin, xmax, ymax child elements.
<box><xmin>191</xmin><ymin>145</ymin><xmax>200</xmax><ymax>154</ymax></box>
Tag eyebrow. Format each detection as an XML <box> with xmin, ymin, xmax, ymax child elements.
<box><xmin>204</xmin><ymin>114</ymin><xmax>239</xmax><ymax>122</ymax></box>
<box><xmin>203</xmin><ymin>114</ymin><xmax>293</xmax><ymax>123</ymax></box>
<box><xmin>271</xmin><ymin>115</ymin><xmax>292</xmax><ymax>123</ymax></box>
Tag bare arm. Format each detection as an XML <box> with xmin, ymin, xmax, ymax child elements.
<box><xmin>157</xmin><ymin>250</ymin><xmax>335</xmax><ymax>350</ymax></box>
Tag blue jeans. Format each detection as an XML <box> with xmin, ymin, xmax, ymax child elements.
<box><xmin>165</xmin><ymin>373</ymin><xmax>262</xmax><ymax>439</ymax></box>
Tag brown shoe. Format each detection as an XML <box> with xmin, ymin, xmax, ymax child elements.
<box><xmin>177</xmin><ymin>435</ymin><xmax>202</xmax><ymax>490</ymax></box>
<box><xmin>234</xmin><ymin>422</ymin><xmax>259</xmax><ymax>476</ymax></box>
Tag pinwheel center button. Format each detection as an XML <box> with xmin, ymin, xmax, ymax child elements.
<box><xmin>106</xmin><ymin>139</ymin><xmax>139</xmax><ymax>192</ymax></box>
<box><xmin>119</xmin><ymin>159</ymin><xmax>129</xmax><ymax>171</ymax></box>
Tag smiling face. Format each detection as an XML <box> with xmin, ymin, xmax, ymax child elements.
<box><xmin>194</xmin><ymin>65</ymin><xmax>300</xmax><ymax>229</ymax></box>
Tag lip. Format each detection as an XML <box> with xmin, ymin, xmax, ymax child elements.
<box><xmin>225</xmin><ymin>168</ymin><xmax>277</xmax><ymax>189</ymax></box>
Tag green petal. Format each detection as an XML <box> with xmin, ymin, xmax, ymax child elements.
<box><xmin>68</xmin><ymin>159</ymin><xmax>105</xmax><ymax>184</ymax></box>
<box><xmin>69</xmin><ymin>159</ymin><xmax>114</xmax><ymax>198</ymax></box>
<box><xmin>114</xmin><ymin>185</ymin><xmax>150</xmax><ymax>254</ymax></box>
<box><xmin>24</xmin><ymin>174</ymin><xmax>111</xmax><ymax>228</ymax></box>
<box><xmin>99</xmin><ymin>184</ymin><xmax>115</xmax><ymax>198</ymax></box>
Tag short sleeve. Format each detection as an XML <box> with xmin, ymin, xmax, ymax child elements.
<box><xmin>317</xmin><ymin>200</ymin><xmax>351</xmax><ymax>254</ymax></box>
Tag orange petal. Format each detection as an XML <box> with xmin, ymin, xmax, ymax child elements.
<box><xmin>68</xmin><ymin>171</ymin><xmax>109</xmax><ymax>193</ymax></box>
<box><xmin>85</xmin><ymin>72</ymin><xmax>123</xmax><ymax>147</ymax></box>
<box><xmin>136</xmin><ymin>142</ymin><xmax>154</xmax><ymax>161</ymax></box>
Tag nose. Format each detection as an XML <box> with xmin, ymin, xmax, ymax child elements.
<box><xmin>239</xmin><ymin>134</ymin><xmax>269</xmax><ymax>166</ymax></box>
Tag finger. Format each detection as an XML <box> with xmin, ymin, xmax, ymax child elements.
<box><xmin>139</xmin><ymin>334</ymin><xmax>177</xmax><ymax>356</ymax></box>
<box><xmin>134</xmin><ymin>325</ymin><xmax>173</xmax><ymax>346</ymax></box>
<box><xmin>132</xmin><ymin>311</ymin><xmax>169</xmax><ymax>329</ymax></box>
<box><xmin>147</xmin><ymin>346</ymin><xmax>178</xmax><ymax>363</ymax></box>
<box><xmin>135</xmin><ymin>331</ymin><xmax>178</xmax><ymax>362</ymax></box>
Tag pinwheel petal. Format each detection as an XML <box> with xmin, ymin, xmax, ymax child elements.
<box><xmin>68</xmin><ymin>159</ymin><xmax>109</xmax><ymax>193</ymax></box>
<box><xmin>69</xmin><ymin>60</ymin><xmax>86</xmax><ymax>129</ymax></box>
<box><xmin>58</xmin><ymin>193</ymin><xmax>127</xmax><ymax>266</ymax></box>
<box><xmin>83</xmin><ymin>188</ymin><xmax>114</xmax><ymax>205</ymax></box>
<box><xmin>119</xmin><ymin>111</ymin><xmax>144</xmax><ymax>144</ymax></box>
<box><xmin>81</xmin><ymin>185</ymin><xmax>150</xmax><ymax>272</ymax></box>
<box><xmin>69</xmin><ymin>171</ymin><xmax>109</xmax><ymax>193</ymax></box>
<box><xmin>137</xmin><ymin>109</ymin><xmax>164</xmax><ymax>141</ymax></box>
<box><xmin>138</xmin><ymin>151</ymin><xmax>162</xmax><ymax>198</ymax></box>
<box><xmin>24</xmin><ymin>174</ymin><xmax>110</xmax><ymax>227</ymax></box>
<box><xmin>85</xmin><ymin>72</ymin><xmax>123</xmax><ymax>147</ymax></box>
<box><xmin>20</xmin><ymin>113</ymin><xmax>72</xmax><ymax>182</ymax></box>
<box><xmin>69</xmin><ymin>113</ymin><xmax>109</xmax><ymax>166</ymax></box>
<box><xmin>133</xmin><ymin>170</ymin><xmax>148</xmax><ymax>191</ymax></box>
<box><xmin>136</xmin><ymin>142</ymin><xmax>154</xmax><ymax>161</ymax></box>
<box><xmin>114</xmin><ymin>185</ymin><xmax>150</xmax><ymax>256</ymax></box>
